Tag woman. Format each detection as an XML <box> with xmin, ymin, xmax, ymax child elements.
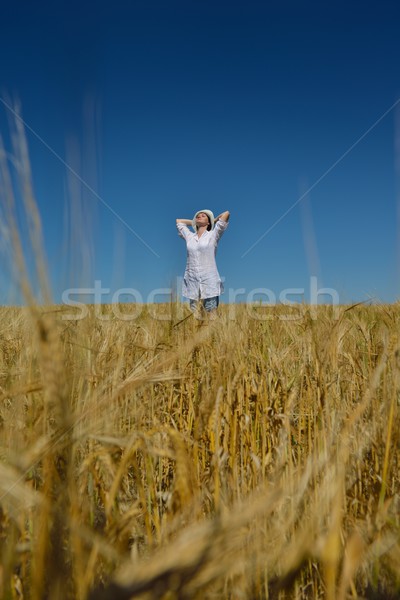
<box><xmin>176</xmin><ymin>209</ymin><xmax>230</xmax><ymax>314</ymax></box>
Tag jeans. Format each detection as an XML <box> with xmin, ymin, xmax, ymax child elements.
<box><xmin>190</xmin><ymin>296</ymin><xmax>219</xmax><ymax>313</ymax></box>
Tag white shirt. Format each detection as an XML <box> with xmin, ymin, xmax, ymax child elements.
<box><xmin>177</xmin><ymin>220</ymin><xmax>228</xmax><ymax>300</ymax></box>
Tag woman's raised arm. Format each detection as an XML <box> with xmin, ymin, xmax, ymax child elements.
<box><xmin>215</xmin><ymin>211</ymin><xmax>230</xmax><ymax>222</ymax></box>
<box><xmin>176</xmin><ymin>218</ymin><xmax>193</xmax><ymax>225</ymax></box>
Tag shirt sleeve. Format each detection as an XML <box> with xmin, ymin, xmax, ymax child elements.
<box><xmin>176</xmin><ymin>222</ymin><xmax>191</xmax><ymax>240</ymax></box>
<box><xmin>212</xmin><ymin>219</ymin><xmax>229</xmax><ymax>243</ymax></box>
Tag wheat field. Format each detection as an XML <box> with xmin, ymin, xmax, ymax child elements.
<box><xmin>0</xmin><ymin>300</ymin><xmax>399</xmax><ymax>599</ymax></box>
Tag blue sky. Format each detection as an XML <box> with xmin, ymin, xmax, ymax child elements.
<box><xmin>1</xmin><ymin>0</ymin><xmax>400</xmax><ymax>304</ymax></box>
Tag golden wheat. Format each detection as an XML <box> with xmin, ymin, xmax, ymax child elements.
<box><xmin>0</xmin><ymin>301</ymin><xmax>399</xmax><ymax>599</ymax></box>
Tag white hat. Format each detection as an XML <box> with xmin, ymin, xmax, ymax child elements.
<box><xmin>192</xmin><ymin>209</ymin><xmax>215</xmax><ymax>231</ymax></box>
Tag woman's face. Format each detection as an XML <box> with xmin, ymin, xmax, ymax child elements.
<box><xmin>196</xmin><ymin>212</ymin><xmax>210</xmax><ymax>227</ymax></box>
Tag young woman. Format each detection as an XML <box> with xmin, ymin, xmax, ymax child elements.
<box><xmin>176</xmin><ymin>209</ymin><xmax>230</xmax><ymax>314</ymax></box>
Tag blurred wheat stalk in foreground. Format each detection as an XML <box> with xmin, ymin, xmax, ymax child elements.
<box><xmin>0</xmin><ymin>108</ymin><xmax>399</xmax><ymax>600</ymax></box>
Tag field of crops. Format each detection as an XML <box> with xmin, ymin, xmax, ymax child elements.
<box><xmin>0</xmin><ymin>301</ymin><xmax>399</xmax><ymax>599</ymax></box>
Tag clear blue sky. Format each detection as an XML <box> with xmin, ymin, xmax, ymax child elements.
<box><xmin>1</xmin><ymin>0</ymin><xmax>400</xmax><ymax>305</ymax></box>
